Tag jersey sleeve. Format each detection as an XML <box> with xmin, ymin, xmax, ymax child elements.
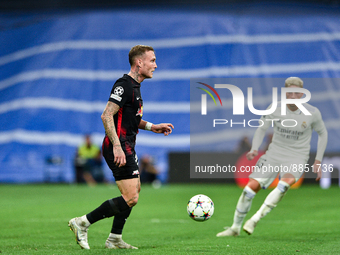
<box><xmin>312</xmin><ymin>108</ymin><xmax>328</xmax><ymax>161</ymax></box>
<box><xmin>108</xmin><ymin>80</ymin><xmax>131</xmax><ymax>107</ymax></box>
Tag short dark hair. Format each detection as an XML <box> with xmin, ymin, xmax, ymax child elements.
<box><xmin>129</xmin><ymin>45</ymin><xmax>154</xmax><ymax>66</ymax></box>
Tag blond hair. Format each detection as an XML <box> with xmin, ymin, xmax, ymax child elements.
<box><xmin>285</xmin><ymin>77</ymin><xmax>303</xmax><ymax>88</ymax></box>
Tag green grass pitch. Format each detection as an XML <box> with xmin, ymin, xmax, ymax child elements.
<box><xmin>0</xmin><ymin>183</ymin><xmax>339</xmax><ymax>254</ymax></box>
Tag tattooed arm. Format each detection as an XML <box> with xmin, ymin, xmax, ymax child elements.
<box><xmin>139</xmin><ymin>119</ymin><xmax>174</xmax><ymax>136</ymax></box>
<box><xmin>101</xmin><ymin>101</ymin><xmax>126</xmax><ymax>167</ymax></box>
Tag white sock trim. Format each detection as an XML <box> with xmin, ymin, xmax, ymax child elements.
<box><xmin>79</xmin><ymin>215</ymin><xmax>91</xmax><ymax>227</ymax></box>
<box><xmin>109</xmin><ymin>233</ymin><xmax>122</xmax><ymax>239</ymax></box>
<box><xmin>277</xmin><ymin>180</ymin><xmax>290</xmax><ymax>193</ymax></box>
<box><xmin>244</xmin><ymin>186</ymin><xmax>256</xmax><ymax>199</ymax></box>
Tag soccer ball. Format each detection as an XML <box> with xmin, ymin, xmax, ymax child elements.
<box><xmin>187</xmin><ymin>194</ymin><xmax>214</xmax><ymax>221</ymax></box>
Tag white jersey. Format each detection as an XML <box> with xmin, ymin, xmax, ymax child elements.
<box><xmin>251</xmin><ymin>102</ymin><xmax>328</xmax><ymax>163</ymax></box>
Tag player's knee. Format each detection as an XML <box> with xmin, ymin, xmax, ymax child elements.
<box><xmin>281</xmin><ymin>174</ymin><xmax>295</xmax><ymax>187</ymax></box>
<box><xmin>126</xmin><ymin>193</ymin><xmax>139</xmax><ymax>207</ymax></box>
<box><xmin>247</xmin><ymin>179</ymin><xmax>261</xmax><ymax>193</ymax></box>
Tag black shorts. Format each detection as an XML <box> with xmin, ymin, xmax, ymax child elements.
<box><xmin>102</xmin><ymin>137</ymin><xmax>140</xmax><ymax>181</ymax></box>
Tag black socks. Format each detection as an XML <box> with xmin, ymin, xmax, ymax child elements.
<box><xmin>111</xmin><ymin>207</ymin><xmax>132</xmax><ymax>234</ymax></box>
<box><xmin>86</xmin><ymin>196</ymin><xmax>130</xmax><ymax>224</ymax></box>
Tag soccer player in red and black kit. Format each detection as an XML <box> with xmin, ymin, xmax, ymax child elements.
<box><xmin>68</xmin><ymin>45</ymin><xmax>174</xmax><ymax>250</ymax></box>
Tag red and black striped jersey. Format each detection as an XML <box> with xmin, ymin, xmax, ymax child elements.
<box><xmin>106</xmin><ymin>74</ymin><xmax>143</xmax><ymax>154</ymax></box>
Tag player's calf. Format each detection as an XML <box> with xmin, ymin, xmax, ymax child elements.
<box><xmin>246</xmin><ymin>180</ymin><xmax>290</xmax><ymax>233</ymax></box>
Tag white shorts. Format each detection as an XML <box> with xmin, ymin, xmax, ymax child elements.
<box><xmin>248</xmin><ymin>154</ymin><xmax>306</xmax><ymax>189</ymax></box>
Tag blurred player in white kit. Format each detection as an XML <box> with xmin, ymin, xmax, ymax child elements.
<box><xmin>217</xmin><ymin>77</ymin><xmax>328</xmax><ymax>237</ymax></box>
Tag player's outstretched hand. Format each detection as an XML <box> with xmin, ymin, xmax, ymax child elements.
<box><xmin>312</xmin><ymin>160</ymin><xmax>322</xmax><ymax>181</ymax></box>
<box><xmin>246</xmin><ymin>150</ymin><xmax>258</xmax><ymax>161</ymax></box>
<box><xmin>151</xmin><ymin>123</ymin><xmax>174</xmax><ymax>136</ymax></box>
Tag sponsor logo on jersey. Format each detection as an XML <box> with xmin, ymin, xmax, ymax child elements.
<box><xmin>110</xmin><ymin>93</ymin><xmax>122</xmax><ymax>101</ymax></box>
<box><xmin>136</xmin><ymin>106</ymin><xmax>143</xmax><ymax>117</ymax></box>
<box><xmin>132</xmin><ymin>170</ymin><xmax>140</xmax><ymax>175</ymax></box>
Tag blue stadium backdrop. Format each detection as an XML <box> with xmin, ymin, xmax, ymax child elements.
<box><xmin>1</xmin><ymin>4</ymin><xmax>340</xmax><ymax>183</ymax></box>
